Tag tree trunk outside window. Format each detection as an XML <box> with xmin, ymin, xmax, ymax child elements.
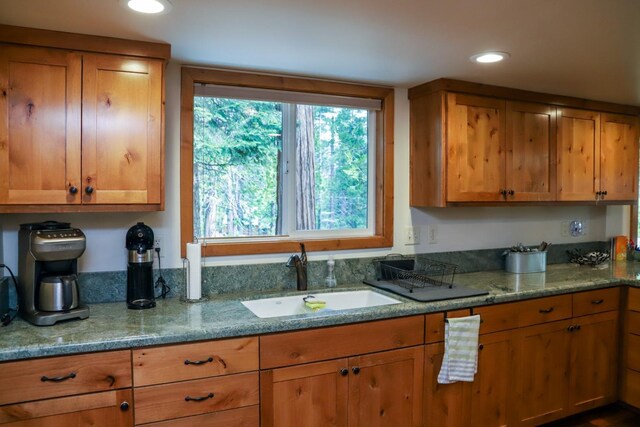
<box><xmin>296</xmin><ymin>105</ymin><xmax>316</xmax><ymax>230</ymax></box>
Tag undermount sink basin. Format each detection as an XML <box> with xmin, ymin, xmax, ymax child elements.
<box><xmin>241</xmin><ymin>290</ymin><xmax>401</xmax><ymax>319</ymax></box>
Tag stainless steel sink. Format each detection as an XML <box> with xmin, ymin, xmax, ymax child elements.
<box><xmin>241</xmin><ymin>290</ymin><xmax>401</xmax><ymax>319</ymax></box>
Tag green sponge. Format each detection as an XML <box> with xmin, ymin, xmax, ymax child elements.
<box><xmin>305</xmin><ymin>300</ymin><xmax>326</xmax><ymax>311</ymax></box>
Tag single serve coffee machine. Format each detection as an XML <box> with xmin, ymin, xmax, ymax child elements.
<box><xmin>126</xmin><ymin>222</ymin><xmax>156</xmax><ymax>309</ymax></box>
<box><xmin>18</xmin><ymin>221</ymin><xmax>89</xmax><ymax>326</ymax></box>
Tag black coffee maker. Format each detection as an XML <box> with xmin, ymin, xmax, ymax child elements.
<box><xmin>126</xmin><ymin>222</ymin><xmax>155</xmax><ymax>309</ymax></box>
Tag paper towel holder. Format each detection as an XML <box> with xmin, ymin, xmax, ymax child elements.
<box><xmin>181</xmin><ymin>239</ymin><xmax>208</xmax><ymax>303</ymax></box>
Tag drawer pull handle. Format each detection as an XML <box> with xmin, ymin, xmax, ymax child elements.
<box><xmin>184</xmin><ymin>357</ymin><xmax>214</xmax><ymax>366</ymax></box>
<box><xmin>591</xmin><ymin>299</ymin><xmax>604</xmax><ymax>305</ymax></box>
<box><xmin>41</xmin><ymin>372</ymin><xmax>76</xmax><ymax>383</ymax></box>
<box><xmin>539</xmin><ymin>307</ymin><xmax>554</xmax><ymax>314</ymax></box>
<box><xmin>185</xmin><ymin>393</ymin><xmax>214</xmax><ymax>402</ymax></box>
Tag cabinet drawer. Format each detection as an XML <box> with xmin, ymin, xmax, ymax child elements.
<box><xmin>628</xmin><ymin>334</ymin><xmax>640</xmax><ymax>372</ymax></box>
<box><xmin>425</xmin><ymin>310</ymin><xmax>471</xmax><ymax>342</ymax></box>
<box><xmin>133</xmin><ymin>337</ymin><xmax>258</xmax><ymax>386</ymax></box>
<box><xmin>629</xmin><ymin>287</ymin><xmax>640</xmax><ymax>312</ymax></box>
<box><xmin>629</xmin><ymin>311</ymin><xmax>640</xmax><ymax>335</ymax></box>
<box><xmin>0</xmin><ymin>350</ymin><xmax>131</xmax><ymax>406</ymax></box>
<box><xmin>475</xmin><ymin>303</ymin><xmax>519</xmax><ymax>334</ymax></box>
<box><xmin>572</xmin><ymin>288</ymin><xmax>620</xmax><ymax>317</ymax></box>
<box><xmin>516</xmin><ymin>294</ymin><xmax>572</xmax><ymax>327</ymax></box>
<box><xmin>134</xmin><ymin>372</ymin><xmax>259</xmax><ymax>425</ymax></box>
<box><xmin>0</xmin><ymin>389</ymin><xmax>132</xmax><ymax>425</ymax></box>
<box><xmin>140</xmin><ymin>405</ymin><xmax>259</xmax><ymax>427</ymax></box>
<box><xmin>260</xmin><ymin>316</ymin><xmax>424</xmax><ymax>368</ymax></box>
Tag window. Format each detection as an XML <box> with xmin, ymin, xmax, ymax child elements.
<box><xmin>181</xmin><ymin>67</ymin><xmax>394</xmax><ymax>256</ymax></box>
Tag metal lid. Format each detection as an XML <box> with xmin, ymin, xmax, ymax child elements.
<box><xmin>126</xmin><ymin>222</ymin><xmax>154</xmax><ymax>252</ymax></box>
<box><xmin>20</xmin><ymin>221</ymin><xmax>71</xmax><ymax>231</ymax></box>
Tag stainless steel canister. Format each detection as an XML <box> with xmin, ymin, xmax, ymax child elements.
<box><xmin>505</xmin><ymin>251</ymin><xmax>547</xmax><ymax>274</ymax></box>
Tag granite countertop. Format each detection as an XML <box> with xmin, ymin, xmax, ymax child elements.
<box><xmin>2</xmin><ymin>261</ymin><xmax>640</xmax><ymax>362</ymax></box>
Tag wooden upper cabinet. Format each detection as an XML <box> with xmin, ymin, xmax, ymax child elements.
<box><xmin>557</xmin><ymin>108</ymin><xmax>600</xmax><ymax>201</ymax></box>
<box><xmin>599</xmin><ymin>113</ymin><xmax>639</xmax><ymax>201</ymax></box>
<box><xmin>409</xmin><ymin>79</ymin><xmax>640</xmax><ymax>206</ymax></box>
<box><xmin>506</xmin><ymin>102</ymin><xmax>556</xmax><ymax>201</ymax></box>
<box><xmin>82</xmin><ymin>54</ymin><xmax>162</xmax><ymax>205</ymax></box>
<box><xmin>0</xmin><ymin>45</ymin><xmax>82</xmax><ymax>205</ymax></box>
<box><xmin>446</xmin><ymin>93</ymin><xmax>506</xmax><ymax>202</ymax></box>
<box><xmin>0</xmin><ymin>25</ymin><xmax>168</xmax><ymax>212</ymax></box>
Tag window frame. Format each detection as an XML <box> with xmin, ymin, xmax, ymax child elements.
<box><xmin>180</xmin><ymin>66</ymin><xmax>394</xmax><ymax>257</ymax></box>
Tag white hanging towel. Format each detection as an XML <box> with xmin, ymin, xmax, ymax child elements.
<box><xmin>437</xmin><ymin>314</ymin><xmax>481</xmax><ymax>384</ymax></box>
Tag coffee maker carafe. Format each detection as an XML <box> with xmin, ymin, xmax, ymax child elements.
<box><xmin>17</xmin><ymin>221</ymin><xmax>89</xmax><ymax>326</ymax></box>
<box><xmin>126</xmin><ymin>222</ymin><xmax>156</xmax><ymax>309</ymax></box>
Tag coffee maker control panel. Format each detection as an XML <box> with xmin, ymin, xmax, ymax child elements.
<box><xmin>31</xmin><ymin>229</ymin><xmax>86</xmax><ymax>261</ymax></box>
<box><xmin>35</xmin><ymin>230</ymin><xmax>84</xmax><ymax>240</ymax></box>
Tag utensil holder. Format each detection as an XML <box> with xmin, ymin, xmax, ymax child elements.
<box><xmin>505</xmin><ymin>251</ymin><xmax>547</xmax><ymax>274</ymax></box>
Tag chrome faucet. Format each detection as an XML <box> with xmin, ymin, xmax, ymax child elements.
<box><xmin>286</xmin><ymin>243</ymin><xmax>308</xmax><ymax>291</ymax></box>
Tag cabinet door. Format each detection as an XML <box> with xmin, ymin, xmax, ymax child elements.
<box><xmin>600</xmin><ymin>113</ymin><xmax>639</xmax><ymax>201</ymax></box>
<box><xmin>513</xmin><ymin>319</ymin><xmax>572</xmax><ymax>426</ymax></box>
<box><xmin>260</xmin><ymin>359</ymin><xmax>348</xmax><ymax>427</ymax></box>
<box><xmin>0</xmin><ymin>45</ymin><xmax>81</xmax><ymax>205</ymax></box>
<box><xmin>349</xmin><ymin>346</ymin><xmax>423</xmax><ymax>427</ymax></box>
<box><xmin>469</xmin><ymin>331</ymin><xmax>513</xmax><ymax>427</ymax></box>
<box><xmin>423</xmin><ymin>343</ymin><xmax>468</xmax><ymax>427</ymax></box>
<box><xmin>568</xmin><ymin>311</ymin><xmax>619</xmax><ymax>415</ymax></box>
<box><xmin>82</xmin><ymin>54</ymin><xmax>162</xmax><ymax>205</ymax></box>
<box><xmin>446</xmin><ymin>93</ymin><xmax>506</xmax><ymax>202</ymax></box>
<box><xmin>0</xmin><ymin>389</ymin><xmax>132</xmax><ymax>426</ymax></box>
<box><xmin>556</xmin><ymin>108</ymin><xmax>600</xmax><ymax>201</ymax></box>
<box><xmin>506</xmin><ymin>102</ymin><xmax>556</xmax><ymax>201</ymax></box>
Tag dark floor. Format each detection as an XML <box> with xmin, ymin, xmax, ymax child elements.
<box><xmin>541</xmin><ymin>404</ymin><xmax>640</xmax><ymax>427</ymax></box>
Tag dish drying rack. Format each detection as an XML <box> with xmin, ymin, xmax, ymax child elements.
<box><xmin>373</xmin><ymin>255</ymin><xmax>457</xmax><ymax>292</ymax></box>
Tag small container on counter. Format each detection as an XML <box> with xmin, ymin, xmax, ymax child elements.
<box><xmin>505</xmin><ymin>251</ymin><xmax>547</xmax><ymax>274</ymax></box>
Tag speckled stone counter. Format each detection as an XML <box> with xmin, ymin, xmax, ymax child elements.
<box><xmin>2</xmin><ymin>261</ymin><xmax>640</xmax><ymax>362</ymax></box>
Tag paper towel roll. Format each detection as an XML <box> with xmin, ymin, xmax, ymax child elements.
<box><xmin>186</xmin><ymin>242</ymin><xmax>202</xmax><ymax>300</ymax></box>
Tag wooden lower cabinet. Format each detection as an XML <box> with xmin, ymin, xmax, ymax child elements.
<box><xmin>424</xmin><ymin>330</ymin><xmax>513</xmax><ymax>427</ymax></box>
<box><xmin>0</xmin><ymin>389</ymin><xmax>133</xmax><ymax>426</ymax></box>
<box><xmin>260</xmin><ymin>346</ymin><xmax>423</xmax><ymax>427</ymax></box>
<box><xmin>514</xmin><ymin>312</ymin><xmax>618</xmax><ymax>426</ymax></box>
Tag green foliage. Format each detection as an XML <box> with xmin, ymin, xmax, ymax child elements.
<box><xmin>193</xmin><ymin>97</ymin><xmax>369</xmax><ymax>238</ymax></box>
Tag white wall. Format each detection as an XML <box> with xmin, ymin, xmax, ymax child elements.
<box><xmin>0</xmin><ymin>63</ymin><xmax>624</xmax><ymax>273</ymax></box>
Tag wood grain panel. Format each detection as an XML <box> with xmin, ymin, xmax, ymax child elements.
<box><xmin>134</xmin><ymin>372</ymin><xmax>258</xmax><ymax>425</ymax></box>
<box><xmin>600</xmin><ymin>113</ymin><xmax>639</xmax><ymax>201</ymax></box>
<box><xmin>260</xmin><ymin>316</ymin><xmax>424</xmax><ymax>369</ymax></box>
<box><xmin>0</xmin><ymin>45</ymin><xmax>81</xmax><ymax>205</ymax></box>
<box><xmin>423</xmin><ymin>342</ymin><xmax>468</xmax><ymax>427</ymax></box>
<box><xmin>514</xmin><ymin>319</ymin><xmax>572</xmax><ymax>426</ymax></box>
<box><xmin>82</xmin><ymin>54</ymin><xmax>162</xmax><ymax>205</ymax></box>
<box><xmin>446</xmin><ymin>93</ymin><xmax>506</xmax><ymax>202</ymax></box>
<box><xmin>629</xmin><ymin>288</ymin><xmax>640</xmax><ymax>311</ymax></box>
<box><xmin>425</xmin><ymin>310</ymin><xmax>471</xmax><ymax>343</ymax></box>
<box><xmin>506</xmin><ymin>101</ymin><xmax>557</xmax><ymax>201</ymax></box>
<box><xmin>133</xmin><ymin>337</ymin><xmax>258</xmax><ymax>386</ymax></box>
<box><xmin>475</xmin><ymin>302</ymin><xmax>520</xmax><ymax>335</ymax></box>
<box><xmin>557</xmin><ymin>108</ymin><xmax>600</xmax><ymax>201</ymax></box>
<box><xmin>0</xmin><ymin>350</ymin><xmax>131</xmax><ymax>406</ymax></box>
<box><xmin>0</xmin><ymin>389</ymin><xmax>132</xmax><ymax>426</ymax></box>
<box><xmin>141</xmin><ymin>405</ymin><xmax>259</xmax><ymax>427</ymax></box>
<box><xmin>628</xmin><ymin>311</ymin><xmax>640</xmax><ymax>335</ymax></box>
<box><xmin>349</xmin><ymin>346</ymin><xmax>424</xmax><ymax>427</ymax></box>
<box><xmin>628</xmin><ymin>333</ymin><xmax>640</xmax><ymax>372</ymax></box>
<box><xmin>622</xmin><ymin>369</ymin><xmax>640</xmax><ymax>408</ymax></box>
<box><xmin>572</xmin><ymin>288</ymin><xmax>620</xmax><ymax>317</ymax></box>
<box><xmin>261</xmin><ymin>359</ymin><xmax>348</xmax><ymax>427</ymax></box>
<box><xmin>568</xmin><ymin>311</ymin><xmax>619</xmax><ymax>415</ymax></box>
<box><xmin>470</xmin><ymin>330</ymin><xmax>514</xmax><ymax>427</ymax></box>
<box><xmin>410</xmin><ymin>91</ymin><xmax>446</xmax><ymax>207</ymax></box>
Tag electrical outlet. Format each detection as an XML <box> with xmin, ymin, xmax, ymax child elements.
<box><xmin>405</xmin><ymin>227</ymin><xmax>420</xmax><ymax>245</ymax></box>
<box><xmin>154</xmin><ymin>235</ymin><xmax>165</xmax><ymax>257</ymax></box>
<box><xmin>427</xmin><ymin>224</ymin><xmax>438</xmax><ymax>244</ymax></box>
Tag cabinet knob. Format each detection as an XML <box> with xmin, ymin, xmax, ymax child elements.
<box><xmin>69</xmin><ymin>186</ymin><xmax>78</xmax><ymax>195</ymax></box>
<box><xmin>340</xmin><ymin>368</ymin><xmax>349</xmax><ymax>376</ymax></box>
<box><xmin>567</xmin><ymin>325</ymin><xmax>575</xmax><ymax>332</ymax></box>
<box><xmin>352</xmin><ymin>367</ymin><xmax>360</xmax><ymax>375</ymax></box>
<box><xmin>85</xmin><ymin>186</ymin><xmax>94</xmax><ymax>195</ymax></box>
<box><xmin>120</xmin><ymin>401</ymin><xmax>130</xmax><ymax>411</ymax></box>
<box><xmin>508</xmin><ymin>189</ymin><xmax>515</xmax><ymax>196</ymax></box>
<box><xmin>575</xmin><ymin>324</ymin><xmax>581</xmax><ymax>331</ymax></box>
<box><xmin>602</xmin><ymin>190</ymin><xmax>607</xmax><ymax>197</ymax></box>
<box><xmin>478</xmin><ymin>344</ymin><xmax>484</xmax><ymax>351</ymax></box>
<box><xmin>499</xmin><ymin>189</ymin><xmax>507</xmax><ymax>197</ymax></box>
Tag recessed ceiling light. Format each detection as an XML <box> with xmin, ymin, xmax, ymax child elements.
<box><xmin>120</xmin><ymin>0</ymin><xmax>172</xmax><ymax>14</ymax></box>
<box><xmin>470</xmin><ymin>52</ymin><xmax>510</xmax><ymax>64</ymax></box>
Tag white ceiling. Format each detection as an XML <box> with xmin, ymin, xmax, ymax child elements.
<box><xmin>1</xmin><ymin>0</ymin><xmax>639</xmax><ymax>106</ymax></box>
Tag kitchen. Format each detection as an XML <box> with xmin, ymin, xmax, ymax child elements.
<box><xmin>0</xmin><ymin>0</ymin><xmax>639</xmax><ymax>426</ymax></box>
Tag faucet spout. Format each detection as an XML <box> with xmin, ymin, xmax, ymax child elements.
<box><xmin>286</xmin><ymin>243</ymin><xmax>308</xmax><ymax>291</ymax></box>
